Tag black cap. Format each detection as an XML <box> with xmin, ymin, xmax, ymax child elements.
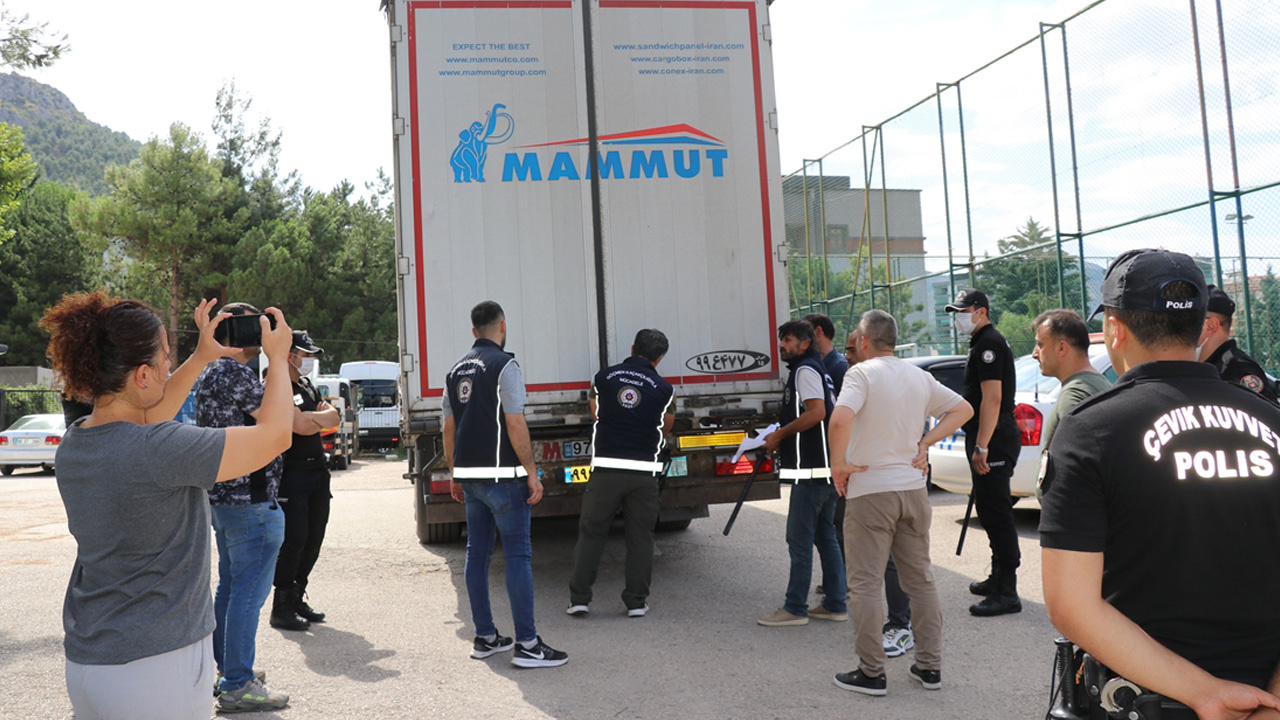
<box><xmin>291</xmin><ymin>330</ymin><xmax>324</xmax><ymax>355</ymax></box>
<box><xmin>1089</xmin><ymin>248</ymin><xmax>1207</xmax><ymax>320</ymax></box>
<box><xmin>944</xmin><ymin>288</ymin><xmax>989</xmax><ymax>312</ymax></box>
<box><xmin>1206</xmin><ymin>284</ymin><xmax>1236</xmax><ymax>317</ymax></box>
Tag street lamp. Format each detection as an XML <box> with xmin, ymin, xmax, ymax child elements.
<box><xmin>1225</xmin><ymin>213</ymin><xmax>1254</xmax><ymax>223</ymax></box>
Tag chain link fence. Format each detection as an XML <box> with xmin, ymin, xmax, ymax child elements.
<box><xmin>0</xmin><ymin>388</ymin><xmax>62</xmax><ymax>431</ymax></box>
<box><xmin>785</xmin><ymin>0</ymin><xmax>1280</xmax><ymax>363</ymax></box>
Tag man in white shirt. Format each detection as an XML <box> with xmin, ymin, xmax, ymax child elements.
<box><xmin>828</xmin><ymin>309</ymin><xmax>973</xmax><ymax>696</ymax></box>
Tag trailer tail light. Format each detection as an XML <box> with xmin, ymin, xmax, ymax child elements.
<box><xmin>429</xmin><ymin>470</ymin><xmax>452</xmax><ymax>495</ymax></box>
<box><xmin>1015</xmin><ymin>404</ymin><xmax>1043</xmax><ymax>447</ymax></box>
<box><xmin>678</xmin><ymin>431</ymin><xmax>747</xmax><ymax>450</ymax></box>
<box><xmin>716</xmin><ymin>456</ymin><xmax>773</xmax><ymax>476</ymax></box>
<box><xmin>0</xmin><ymin>437</ymin><xmax>7</xmax><ymax>446</ymax></box>
<box><xmin>46</xmin><ymin>436</ymin><xmax>61</xmax><ymax>446</ymax></box>
<box><xmin>322</xmin><ymin>439</ymin><xmax>335</xmax><ymax>452</ymax></box>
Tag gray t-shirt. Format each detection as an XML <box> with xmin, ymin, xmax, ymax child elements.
<box><xmin>55</xmin><ymin>419</ymin><xmax>225</xmax><ymax>665</ymax></box>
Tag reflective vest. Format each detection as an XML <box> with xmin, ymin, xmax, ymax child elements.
<box><xmin>590</xmin><ymin>356</ymin><xmax>674</xmax><ymax>474</ymax></box>
<box><xmin>446</xmin><ymin>338</ymin><xmax>525</xmax><ymax>480</ymax></box>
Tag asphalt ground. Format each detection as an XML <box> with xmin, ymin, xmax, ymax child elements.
<box><xmin>1</xmin><ymin>459</ymin><xmax>1057</xmax><ymax>719</ymax></box>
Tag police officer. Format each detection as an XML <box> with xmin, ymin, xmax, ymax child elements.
<box><xmin>1199</xmin><ymin>284</ymin><xmax>1279</xmax><ymax>404</ymax></box>
<box><xmin>567</xmin><ymin>329</ymin><xmax>675</xmax><ymax>619</ymax></box>
<box><xmin>444</xmin><ymin>301</ymin><xmax>567</xmax><ymax>668</ymax></box>
<box><xmin>804</xmin><ymin>313</ymin><xmax>850</xmax><ymax>575</ymax></box>
<box><xmin>757</xmin><ymin>319</ymin><xmax>847</xmax><ymax>627</ymax></box>
<box><xmin>271</xmin><ymin>330</ymin><xmax>339</xmax><ymax>631</ymax></box>
<box><xmin>945</xmin><ymin>288</ymin><xmax>1022</xmax><ymax>617</ymax></box>
<box><xmin>1040</xmin><ymin>249</ymin><xmax>1280</xmax><ymax>719</ymax></box>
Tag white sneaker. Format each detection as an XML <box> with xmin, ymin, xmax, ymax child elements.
<box><xmin>566</xmin><ymin>604</ymin><xmax>589</xmax><ymax>616</ymax></box>
<box><xmin>883</xmin><ymin>626</ymin><xmax>914</xmax><ymax>658</ymax></box>
<box><xmin>627</xmin><ymin>604</ymin><xmax>648</xmax><ymax>618</ymax></box>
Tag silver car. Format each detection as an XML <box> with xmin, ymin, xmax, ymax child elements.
<box><xmin>0</xmin><ymin>413</ymin><xmax>66</xmax><ymax>475</ymax></box>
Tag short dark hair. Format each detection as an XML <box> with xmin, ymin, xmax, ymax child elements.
<box><xmin>778</xmin><ymin>319</ymin><xmax>815</xmax><ymax>349</ymax></box>
<box><xmin>1106</xmin><ymin>280</ymin><xmax>1204</xmax><ymax>349</ymax></box>
<box><xmin>1033</xmin><ymin>309</ymin><xmax>1090</xmax><ymax>353</ymax></box>
<box><xmin>220</xmin><ymin>301</ymin><xmax>260</xmax><ymax>316</ymax></box>
<box><xmin>470</xmin><ymin>300</ymin><xmax>504</xmax><ymax>330</ymax></box>
<box><xmin>802</xmin><ymin>313</ymin><xmax>835</xmax><ymax>341</ymax></box>
<box><xmin>858</xmin><ymin>309</ymin><xmax>897</xmax><ymax>351</ymax></box>
<box><xmin>1210</xmin><ymin>310</ymin><xmax>1233</xmax><ymax>331</ymax></box>
<box><xmin>632</xmin><ymin>328</ymin><xmax>669</xmax><ymax>363</ymax></box>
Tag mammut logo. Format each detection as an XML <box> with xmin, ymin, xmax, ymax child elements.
<box><xmin>450</xmin><ymin>103</ymin><xmax>515</xmax><ymax>183</ymax></box>
<box><xmin>502</xmin><ymin>122</ymin><xmax>728</xmax><ymax>182</ymax></box>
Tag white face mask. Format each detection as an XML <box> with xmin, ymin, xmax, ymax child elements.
<box><xmin>296</xmin><ymin>357</ymin><xmax>317</xmax><ymax>376</ymax></box>
<box><xmin>1194</xmin><ymin>343</ymin><xmax>1205</xmax><ymax>361</ymax></box>
<box><xmin>954</xmin><ymin>312</ymin><xmax>977</xmax><ymax>336</ymax></box>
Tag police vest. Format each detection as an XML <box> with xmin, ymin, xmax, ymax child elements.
<box><xmin>590</xmin><ymin>356</ymin><xmax>675</xmax><ymax>474</ymax></box>
<box><xmin>446</xmin><ymin>338</ymin><xmax>525</xmax><ymax>480</ymax></box>
<box><xmin>778</xmin><ymin>352</ymin><xmax>834</xmax><ymax>480</ymax></box>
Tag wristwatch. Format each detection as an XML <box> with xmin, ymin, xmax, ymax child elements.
<box><xmin>973</xmin><ymin>446</ymin><xmax>988</xmax><ymax>454</ymax></box>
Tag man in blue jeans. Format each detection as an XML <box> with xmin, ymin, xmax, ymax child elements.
<box><xmin>758</xmin><ymin>319</ymin><xmax>848</xmax><ymax>627</ymax></box>
<box><xmin>197</xmin><ymin>301</ymin><xmax>289</xmax><ymax>712</ymax></box>
<box><xmin>443</xmin><ymin>301</ymin><xmax>567</xmax><ymax>668</ymax></box>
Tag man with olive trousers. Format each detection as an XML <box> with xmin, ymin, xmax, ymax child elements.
<box><xmin>568</xmin><ymin>329</ymin><xmax>676</xmax><ymax>619</ymax></box>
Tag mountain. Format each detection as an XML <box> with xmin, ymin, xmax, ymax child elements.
<box><xmin>0</xmin><ymin>73</ymin><xmax>141</xmax><ymax>196</ymax></box>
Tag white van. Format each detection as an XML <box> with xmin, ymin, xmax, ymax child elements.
<box><xmin>338</xmin><ymin>361</ymin><xmax>400</xmax><ymax>451</ymax></box>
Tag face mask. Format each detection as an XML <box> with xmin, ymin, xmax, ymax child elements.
<box><xmin>296</xmin><ymin>357</ymin><xmax>317</xmax><ymax>375</ymax></box>
<box><xmin>954</xmin><ymin>312</ymin><xmax>977</xmax><ymax>335</ymax></box>
<box><xmin>1195</xmin><ymin>343</ymin><xmax>1205</xmax><ymax>361</ymax></box>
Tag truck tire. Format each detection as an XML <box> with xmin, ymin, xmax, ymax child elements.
<box><xmin>654</xmin><ymin>518</ymin><xmax>692</xmax><ymax>532</ymax></box>
<box><xmin>335</xmin><ymin>455</ymin><xmax>349</xmax><ymax>470</ymax></box>
<box><xmin>1</xmin><ymin>466</ymin><xmax>13</xmax><ymax>476</ymax></box>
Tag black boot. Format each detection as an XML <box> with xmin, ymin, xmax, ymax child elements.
<box><xmin>295</xmin><ymin>582</ymin><xmax>325</xmax><ymax>623</ymax></box>
<box><xmin>270</xmin><ymin>587</ymin><xmax>311</xmax><ymax>631</ymax></box>
<box><xmin>969</xmin><ymin>565</ymin><xmax>1022</xmax><ymax>617</ymax></box>
<box><xmin>968</xmin><ymin>568</ymin><xmax>997</xmax><ymax>596</ymax></box>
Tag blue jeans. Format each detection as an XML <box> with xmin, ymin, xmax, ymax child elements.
<box><xmin>463</xmin><ymin>481</ymin><xmax>536</xmax><ymax>643</ymax></box>
<box><xmin>211</xmin><ymin>502</ymin><xmax>285</xmax><ymax>692</ymax></box>
<box><xmin>784</xmin><ymin>482</ymin><xmax>846</xmax><ymax>616</ymax></box>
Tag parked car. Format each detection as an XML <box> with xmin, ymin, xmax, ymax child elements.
<box><xmin>926</xmin><ymin>339</ymin><xmax>1117</xmax><ymax>499</ymax></box>
<box><xmin>0</xmin><ymin>413</ymin><xmax>67</xmax><ymax>475</ymax></box>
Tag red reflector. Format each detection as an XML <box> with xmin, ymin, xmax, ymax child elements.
<box><xmin>0</xmin><ymin>437</ymin><xmax>7</xmax><ymax>446</ymax></box>
<box><xmin>716</xmin><ymin>457</ymin><xmax>773</xmax><ymax>475</ymax></box>
<box><xmin>323</xmin><ymin>440</ymin><xmax>335</xmax><ymax>451</ymax></box>
<box><xmin>47</xmin><ymin>436</ymin><xmax>61</xmax><ymax>446</ymax></box>
<box><xmin>1015</xmin><ymin>404</ymin><xmax>1043</xmax><ymax>446</ymax></box>
<box><xmin>430</xmin><ymin>478</ymin><xmax>452</xmax><ymax>494</ymax></box>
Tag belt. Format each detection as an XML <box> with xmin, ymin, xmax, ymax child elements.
<box><xmin>778</xmin><ymin>468</ymin><xmax>832</xmax><ymax>481</ymax></box>
<box><xmin>453</xmin><ymin>466</ymin><xmax>529</xmax><ymax>480</ymax></box>
<box><xmin>591</xmin><ymin>457</ymin><xmax>663</xmax><ymax>473</ymax></box>
<box><xmin>285</xmin><ymin>456</ymin><xmax>327</xmax><ymax>469</ymax></box>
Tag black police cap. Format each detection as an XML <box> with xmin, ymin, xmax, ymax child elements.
<box><xmin>291</xmin><ymin>330</ymin><xmax>324</xmax><ymax>355</ymax></box>
<box><xmin>944</xmin><ymin>288</ymin><xmax>989</xmax><ymax>313</ymax></box>
<box><xmin>1089</xmin><ymin>248</ymin><xmax>1207</xmax><ymax>320</ymax></box>
<box><xmin>1206</xmin><ymin>284</ymin><xmax>1236</xmax><ymax>318</ymax></box>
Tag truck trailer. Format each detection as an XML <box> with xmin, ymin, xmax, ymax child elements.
<box><xmin>384</xmin><ymin>0</ymin><xmax>791</xmax><ymax>543</ymax></box>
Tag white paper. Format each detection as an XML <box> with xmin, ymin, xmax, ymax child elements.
<box><xmin>732</xmin><ymin>423</ymin><xmax>779</xmax><ymax>463</ymax></box>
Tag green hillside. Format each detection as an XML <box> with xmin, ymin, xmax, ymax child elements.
<box><xmin>0</xmin><ymin>72</ymin><xmax>140</xmax><ymax>196</ymax></box>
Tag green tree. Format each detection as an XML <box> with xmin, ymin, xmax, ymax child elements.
<box><xmin>789</xmin><ymin>244</ymin><xmax>929</xmax><ymax>350</ymax></box>
<box><xmin>0</xmin><ymin>182</ymin><xmax>93</xmax><ymax>365</ymax></box>
<box><xmin>1251</xmin><ymin>267</ymin><xmax>1280</xmax><ymax>374</ymax></box>
<box><xmin>977</xmin><ymin>218</ymin><xmax>1083</xmax><ymax>326</ymax></box>
<box><xmin>0</xmin><ymin>121</ymin><xmax>36</xmax><ymax>244</ymax></box>
<box><xmin>0</xmin><ymin>10</ymin><xmax>67</xmax><ymax>69</ymax></box>
<box><xmin>74</xmin><ymin>123</ymin><xmax>239</xmax><ymax>334</ymax></box>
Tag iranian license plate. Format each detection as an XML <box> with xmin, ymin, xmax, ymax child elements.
<box><xmin>562</xmin><ymin>440</ymin><xmax>591</xmax><ymax>458</ymax></box>
<box><xmin>564</xmin><ymin>465</ymin><xmax>592</xmax><ymax>484</ymax></box>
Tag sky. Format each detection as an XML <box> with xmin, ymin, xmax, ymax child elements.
<box><xmin>7</xmin><ymin>0</ymin><xmax>1275</xmax><ymax>277</ymax></box>
<box><xmin>6</xmin><ymin>0</ymin><xmax>1080</xmax><ymax>194</ymax></box>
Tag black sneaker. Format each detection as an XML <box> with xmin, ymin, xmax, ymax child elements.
<box><xmin>834</xmin><ymin>669</ymin><xmax>887</xmax><ymax>696</ymax></box>
<box><xmin>511</xmin><ymin>636</ymin><xmax>569</xmax><ymax>668</ymax></box>
<box><xmin>471</xmin><ymin>633</ymin><xmax>514</xmax><ymax>659</ymax></box>
<box><xmin>909</xmin><ymin>664</ymin><xmax>942</xmax><ymax>690</ymax></box>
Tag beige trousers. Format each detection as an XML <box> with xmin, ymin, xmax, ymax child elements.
<box><xmin>845</xmin><ymin>488</ymin><xmax>942</xmax><ymax>676</ymax></box>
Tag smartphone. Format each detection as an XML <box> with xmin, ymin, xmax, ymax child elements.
<box><xmin>215</xmin><ymin>313</ymin><xmax>277</xmax><ymax>348</ymax></box>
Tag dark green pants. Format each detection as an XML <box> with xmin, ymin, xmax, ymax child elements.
<box><xmin>568</xmin><ymin>468</ymin><xmax>660</xmax><ymax>609</ymax></box>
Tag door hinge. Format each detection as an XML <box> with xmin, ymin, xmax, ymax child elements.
<box><xmin>393</xmin><ymin>117</ymin><xmax>407</xmax><ymax>135</ymax></box>
<box><xmin>398</xmin><ymin>256</ymin><xmax>411</xmax><ymax>275</ymax></box>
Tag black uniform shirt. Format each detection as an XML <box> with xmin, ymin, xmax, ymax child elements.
<box><xmin>961</xmin><ymin>323</ymin><xmax>1019</xmax><ymax>454</ymax></box>
<box><xmin>286</xmin><ymin>376</ymin><xmax>326</xmax><ymax>462</ymax></box>
<box><xmin>1206</xmin><ymin>338</ymin><xmax>1279</xmax><ymax>404</ymax></box>
<box><xmin>1039</xmin><ymin>361</ymin><xmax>1280</xmax><ymax>687</ymax></box>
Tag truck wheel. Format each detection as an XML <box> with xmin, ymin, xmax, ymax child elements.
<box><xmin>1</xmin><ymin>466</ymin><xmax>13</xmax><ymax>476</ymax></box>
<box><xmin>654</xmin><ymin>518</ymin><xmax>692</xmax><ymax>532</ymax></box>
<box><xmin>336</xmin><ymin>455</ymin><xmax>349</xmax><ymax>470</ymax></box>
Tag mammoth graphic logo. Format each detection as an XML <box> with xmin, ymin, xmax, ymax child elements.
<box><xmin>451</xmin><ymin>103</ymin><xmax>515</xmax><ymax>183</ymax></box>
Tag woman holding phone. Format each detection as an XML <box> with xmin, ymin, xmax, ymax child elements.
<box><xmin>40</xmin><ymin>291</ymin><xmax>295</xmax><ymax>720</ymax></box>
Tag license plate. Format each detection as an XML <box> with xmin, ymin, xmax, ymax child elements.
<box><xmin>564</xmin><ymin>465</ymin><xmax>592</xmax><ymax>484</ymax></box>
<box><xmin>15</xmin><ymin>437</ymin><xmax>39</xmax><ymax>446</ymax></box>
<box><xmin>562</xmin><ymin>440</ymin><xmax>591</xmax><ymax>458</ymax></box>
<box><xmin>668</xmin><ymin>456</ymin><xmax>688</xmax><ymax>477</ymax></box>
